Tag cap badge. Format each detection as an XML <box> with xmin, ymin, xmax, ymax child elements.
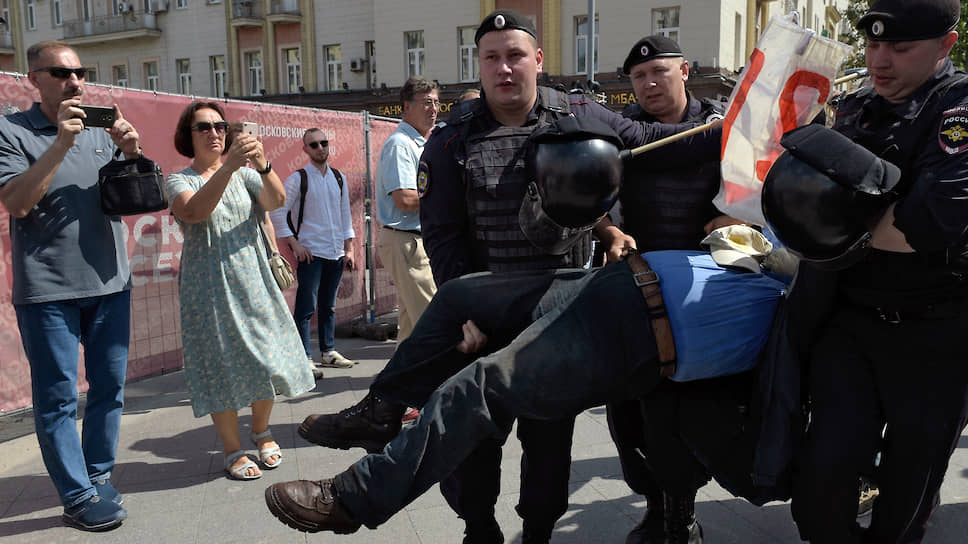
<box><xmin>640</xmin><ymin>45</ymin><xmax>650</xmax><ymax>57</ymax></box>
<box><xmin>495</xmin><ymin>14</ymin><xmax>506</xmax><ymax>29</ymax></box>
<box><xmin>871</xmin><ymin>20</ymin><xmax>885</xmax><ymax>37</ymax></box>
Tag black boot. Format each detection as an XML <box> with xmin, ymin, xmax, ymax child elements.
<box><xmin>521</xmin><ymin>519</ymin><xmax>554</xmax><ymax>544</ymax></box>
<box><xmin>625</xmin><ymin>492</ymin><xmax>665</xmax><ymax>544</ymax></box>
<box><xmin>297</xmin><ymin>393</ymin><xmax>406</xmax><ymax>453</ymax></box>
<box><xmin>462</xmin><ymin>517</ymin><xmax>504</xmax><ymax>544</ymax></box>
<box><xmin>664</xmin><ymin>492</ymin><xmax>703</xmax><ymax>544</ymax></box>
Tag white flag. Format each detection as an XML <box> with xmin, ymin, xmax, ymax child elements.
<box><xmin>714</xmin><ymin>14</ymin><xmax>852</xmax><ymax>226</ymax></box>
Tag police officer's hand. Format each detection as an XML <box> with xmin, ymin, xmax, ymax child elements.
<box><xmin>108</xmin><ymin>105</ymin><xmax>141</xmax><ymax>157</ymax></box>
<box><xmin>456</xmin><ymin>320</ymin><xmax>487</xmax><ymax>354</ymax></box>
<box><xmin>605</xmin><ymin>233</ymin><xmax>638</xmax><ymax>263</ymax></box>
<box><xmin>57</xmin><ymin>98</ymin><xmax>85</xmax><ymax>147</ymax></box>
<box><xmin>703</xmin><ymin>214</ymin><xmax>747</xmax><ymax>234</ymax></box>
<box><xmin>288</xmin><ymin>238</ymin><xmax>312</xmax><ymax>263</ymax></box>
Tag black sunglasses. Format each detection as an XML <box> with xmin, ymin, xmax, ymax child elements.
<box><xmin>33</xmin><ymin>66</ymin><xmax>87</xmax><ymax>79</ymax></box>
<box><xmin>192</xmin><ymin>121</ymin><xmax>230</xmax><ymax>134</ymax></box>
<box><xmin>307</xmin><ymin>140</ymin><xmax>329</xmax><ymax>149</ymax></box>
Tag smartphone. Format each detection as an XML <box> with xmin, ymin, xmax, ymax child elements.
<box><xmin>242</xmin><ymin>122</ymin><xmax>258</xmax><ymax>137</ymax></box>
<box><xmin>78</xmin><ymin>105</ymin><xmax>116</xmax><ymax>128</ymax></box>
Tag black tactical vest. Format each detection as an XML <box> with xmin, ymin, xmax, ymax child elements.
<box><xmin>619</xmin><ymin>98</ymin><xmax>725</xmax><ymax>251</ymax></box>
<box><xmin>453</xmin><ymin>87</ymin><xmax>592</xmax><ymax>272</ymax></box>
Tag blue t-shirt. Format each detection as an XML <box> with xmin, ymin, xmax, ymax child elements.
<box><xmin>642</xmin><ymin>251</ymin><xmax>788</xmax><ymax>382</ymax></box>
<box><xmin>375</xmin><ymin>121</ymin><xmax>425</xmax><ymax>231</ymax></box>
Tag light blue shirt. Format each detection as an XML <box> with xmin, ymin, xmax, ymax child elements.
<box><xmin>642</xmin><ymin>251</ymin><xmax>789</xmax><ymax>382</ymax></box>
<box><xmin>375</xmin><ymin>121</ymin><xmax>424</xmax><ymax>231</ymax></box>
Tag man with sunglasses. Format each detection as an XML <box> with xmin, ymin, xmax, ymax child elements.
<box><xmin>0</xmin><ymin>41</ymin><xmax>142</xmax><ymax>531</ymax></box>
<box><xmin>269</xmin><ymin>128</ymin><xmax>356</xmax><ymax>370</ymax></box>
<box><xmin>374</xmin><ymin>77</ymin><xmax>440</xmax><ymax>344</ymax></box>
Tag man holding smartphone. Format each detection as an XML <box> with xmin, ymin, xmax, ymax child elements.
<box><xmin>0</xmin><ymin>41</ymin><xmax>141</xmax><ymax>531</ymax></box>
<box><xmin>269</xmin><ymin>128</ymin><xmax>357</xmax><ymax>370</ymax></box>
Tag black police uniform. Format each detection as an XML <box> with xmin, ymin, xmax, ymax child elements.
<box><xmin>790</xmin><ymin>57</ymin><xmax>968</xmax><ymax>543</ymax></box>
<box><xmin>606</xmin><ymin>94</ymin><xmax>726</xmax><ymax>502</ymax></box>
<box><xmin>399</xmin><ymin>87</ymin><xmax>719</xmax><ymax>538</ymax></box>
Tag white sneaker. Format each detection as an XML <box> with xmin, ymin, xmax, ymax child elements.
<box><xmin>320</xmin><ymin>350</ymin><xmax>355</xmax><ymax>368</ymax></box>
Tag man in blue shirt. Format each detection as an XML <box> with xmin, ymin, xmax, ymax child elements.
<box><xmin>375</xmin><ymin>77</ymin><xmax>439</xmax><ymax>342</ymax></box>
<box><xmin>264</xmin><ymin>243</ymin><xmax>789</xmax><ymax>536</ymax></box>
<box><xmin>0</xmin><ymin>41</ymin><xmax>142</xmax><ymax>531</ymax></box>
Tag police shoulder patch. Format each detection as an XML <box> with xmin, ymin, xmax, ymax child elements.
<box><xmin>417</xmin><ymin>160</ymin><xmax>430</xmax><ymax>198</ymax></box>
<box><xmin>939</xmin><ymin>105</ymin><xmax>968</xmax><ymax>155</ymax></box>
<box><xmin>705</xmin><ymin>112</ymin><xmax>725</xmax><ymax>124</ymax></box>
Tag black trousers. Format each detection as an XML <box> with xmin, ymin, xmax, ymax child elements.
<box><xmin>792</xmin><ymin>303</ymin><xmax>968</xmax><ymax>543</ymax></box>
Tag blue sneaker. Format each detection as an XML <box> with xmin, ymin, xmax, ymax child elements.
<box><xmin>92</xmin><ymin>478</ymin><xmax>123</xmax><ymax>505</ymax></box>
<box><xmin>62</xmin><ymin>495</ymin><xmax>127</xmax><ymax>532</ymax></box>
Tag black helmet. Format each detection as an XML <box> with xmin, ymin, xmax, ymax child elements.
<box><xmin>762</xmin><ymin>125</ymin><xmax>901</xmax><ymax>270</ymax></box>
<box><xmin>520</xmin><ymin>115</ymin><xmax>623</xmax><ymax>254</ymax></box>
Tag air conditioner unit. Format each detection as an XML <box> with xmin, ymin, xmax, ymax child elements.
<box><xmin>150</xmin><ymin>0</ymin><xmax>169</xmax><ymax>12</ymax></box>
<box><xmin>349</xmin><ymin>58</ymin><xmax>365</xmax><ymax>72</ymax></box>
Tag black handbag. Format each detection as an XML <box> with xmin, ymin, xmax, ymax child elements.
<box><xmin>97</xmin><ymin>150</ymin><xmax>168</xmax><ymax>216</ymax></box>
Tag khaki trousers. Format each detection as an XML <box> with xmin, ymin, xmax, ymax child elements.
<box><xmin>377</xmin><ymin>227</ymin><xmax>437</xmax><ymax>341</ymax></box>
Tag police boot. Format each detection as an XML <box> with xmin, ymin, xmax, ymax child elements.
<box><xmin>521</xmin><ymin>519</ymin><xmax>554</xmax><ymax>544</ymax></box>
<box><xmin>664</xmin><ymin>492</ymin><xmax>703</xmax><ymax>544</ymax></box>
<box><xmin>625</xmin><ymin>492</ymin><xmax>665</xmax><ymax>544</ymax></box>
<box><xmin>461</xmin><ymin>517</ymin><xmax>503</xmax><ymax>544</ymax></box>
<box><xmin>297</xmin><ymin>393</ymin><xmax>406</xmax><ymax>453</ymax></box>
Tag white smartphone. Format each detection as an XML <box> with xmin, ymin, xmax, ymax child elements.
<box><xmin>242</xmin><ymin>121</ymin><xmax>258</xmax><ymax>137</ymax></box>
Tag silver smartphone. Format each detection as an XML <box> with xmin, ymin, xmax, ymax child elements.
<box><xmin>242</xmin><ymin>121</ymin><xmax>258</xmax><ymax>137</ymax></box>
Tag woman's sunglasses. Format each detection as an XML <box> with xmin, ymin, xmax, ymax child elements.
<box><xmin>33</xmin><ymin>66</ymin><xmax>87</xmax><ymax>79</ymax></box>
<box><xmin>192</xmin><ymin>121</ymin><xmax>230</xmax><ymax>134</ymax></box>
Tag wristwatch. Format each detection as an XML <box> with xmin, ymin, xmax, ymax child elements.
<box><xmin>256</xmin><ymin>161</ymin><xmax>272</xmax><ymax>175</ymax></box>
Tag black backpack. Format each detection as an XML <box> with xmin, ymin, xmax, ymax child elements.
<box><xmin>286</xmin><ymin>166</ymin><xmax>343</xmax><ymax>239</ymax></box>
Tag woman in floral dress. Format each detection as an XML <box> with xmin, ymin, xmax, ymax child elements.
<box><xmin>164</xmin><ymin>102</ymin><xmax>314</xmax><ymax>480</ymax></box>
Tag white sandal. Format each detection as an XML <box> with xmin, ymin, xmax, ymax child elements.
<box><xmin>250</xmin><ymin>430</ymin><xmax>283</xmax><ymax>469</ymax></box>
<box><xmin>224</xmin><ymin>450</ymin><xmax>261</xmax><ymax>480</ymax></box>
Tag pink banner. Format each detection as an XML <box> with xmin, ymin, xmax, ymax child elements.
<box><xmin>0</xmin><ymin>76</ymin><xmax>394</xmax><ymax>413</ymax></box>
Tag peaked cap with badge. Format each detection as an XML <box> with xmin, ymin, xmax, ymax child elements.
<box><xmin>857</xmin><ymin>0</ymin><xmax>960</xmax><ymax>42</ymax></box>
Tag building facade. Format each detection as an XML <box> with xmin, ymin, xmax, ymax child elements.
<box><xmin>0</xmin><ymin>0</ymin><xmax>850</xmax><ymax>114</ymax></box>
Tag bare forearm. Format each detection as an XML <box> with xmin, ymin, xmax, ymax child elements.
<box><xmin>0</xmin><ymin>140</ymin><xmax>71</xmax><ymax>217</ymax></box>
<box><xmin>391</xmin><ymin>189</ymin><xmax>420</xmax><ymax>212</ymax></box>
<box><xmin>256</xmin><ymin>170</ymin><xmax>286</xmax><ymax>211</ymax></box>
<box><xmin>172</xmin><ymin>166</ymin><xmax>236</xmax><ymax>223</ymax></box>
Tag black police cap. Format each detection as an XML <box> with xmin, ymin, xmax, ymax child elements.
<box><xmin>622</xmin><ymin>35</ymin><xmax>684</xmax><ymax>75</ymax></box>
<box><xmin>475</xmin><ymin>9</ymin><xmax>538</xmax><ymax>46</ymax></box>
<box><xmin>857</xmin><ymin>0</ymin><xmax>960</xmax><ymax>42</ymax></box>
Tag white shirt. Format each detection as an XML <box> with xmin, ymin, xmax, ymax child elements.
<box><xmin>269</xmin><ymin>162</ymin><xmax>354</xmax><ymax>260</ymax></box>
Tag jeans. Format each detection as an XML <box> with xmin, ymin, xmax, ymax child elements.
<box><xmin>293</xmin><ymin>256</ymin><xmax>344</xmax><ymax>356</ymax></box>
<box><xmin>335</xmin><ymin>261</ymin><xmax>662</xmax><ymax>528</ymax></box>
<box><xmin>16</xmin><ymin>290</ymin><xmax>131</xmax><ymax>508</ymax></box>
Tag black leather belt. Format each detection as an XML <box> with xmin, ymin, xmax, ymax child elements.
<box><xmin>383</xmin><ymin>225</ymin><xmax>421</xmax><ymax>236</ymax></box>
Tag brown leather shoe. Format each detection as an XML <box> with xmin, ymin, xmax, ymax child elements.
<box><xmin>264</xmin><ymin>478</ymin><xmax>362</xmax><ymax>534</ymax></box>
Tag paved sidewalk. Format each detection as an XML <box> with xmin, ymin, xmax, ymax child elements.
<box><xmin>1</xmin><ymin>335</ymin><xmax>966</xmax><ymax>543</ymax></box>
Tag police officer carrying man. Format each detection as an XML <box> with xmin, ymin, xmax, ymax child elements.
<box><xmin>768</xmin><ymin>0</ymin><xmax>968</xmax><ymax>541</ymax></box>
<box><xmin>293</xmin><ymin>9</ymin><xmax>720</xmax><ymax>543</ymax></box>
<box><xmin>598</xmin><ymin>36</ymin><xmax>738</xmax><ymax>544</ymax></box>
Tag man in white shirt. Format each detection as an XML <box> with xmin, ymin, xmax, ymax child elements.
<box><xmin>375</xmin><ymin>77</ymin><xmax>439</xmax><ymax>342</ymax></box>
<box><xmin>270</xmin><ymin>128</ymin><xmax>356</xmax><ymax>368</ymax></box>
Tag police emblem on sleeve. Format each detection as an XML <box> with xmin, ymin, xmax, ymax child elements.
<box><xmin>417</xmin><ymin>160</ymin><xmax>430</xmax><ymax>198</ymax></box>
<box><xmin>939</xmin><ymin>105</ymin><xmax>968</xmax><ymax>154</ymax></box>
<box><xmin>705</xmin><ymin>112</ymin><xmax>725</xmax><ymax>124</ymax></box>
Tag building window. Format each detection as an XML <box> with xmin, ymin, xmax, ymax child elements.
<box><xmin>734</xmin><ymin>13</ymin><xmax>743</xmax><ymax>71</ymax></box>
<box><xmin>176</xmin><ymin>0</ymin><xmax>188</xmax><ymax>8</ymax></box>
<box><xmin>2</xmin><ymin>1</ymin><xmax>8</xmax><ymax>27</ymax></box>
<box><xmin>324</xmin><ymin>44</ymin><xmax>341</xmax><ymax>91</ymax></box>
<box><xmin>82</xmin><ymin>0</ymin><xmax>91</xmax><ymax>22</ymax></box>
<box><xmin>652</xmin><ymin>7</ymin><xmax>680</xmax><ymax>42</ymax></box>
<box><xmin>52</xmin><ymin>0</ymin><xmax>62</xmax><ymax>26</ymax></box>
<box><xmin>85</xmin><ymin>67</ymin><xmax>97</xmax><ymax>83</ymax></box>
<box><xmin>283</xmin><ymin>47</ymin><xmax>301</xmax><ymax>93</ymax></box>
<box><xmin>176</xmin><ymin>58</ymin><xmax>191</xmax><ymax>94</ymax></box>
<box><xmin>210</xmin><ymin>55</ymin><xmax>226</xmax><ymax>97</ymax></box>
<box><xmin>575</xmin><ymin>15</ymin><xmax>599</xmax><ymax>75</ymax></box>
<box><xmin>113</xmin><ymin>65</ymin><xmax>128</xmax><ymax>87</ymax></box>
<box><xmin>144</xmin><ymin>61</ymin><xmax>159</xmax><ymax>91</ymax></box>
<box><xmin>458</xmin><ymin>26</ymin><xmax>478</xmax><ymax>82</ymax></box>
<box><xmin>25</xmin><ymin>0</ymin><xmax>35</xmax><ymax>30</ymax></box>
<box><xmin>405</xmin><ymin>30</ymin><xmax>424</xmax><ymax>77</ymax></box>
<box><xmin>245</xmin><ymin>51</ymin><xmax>263</xmax><ymax>95</ymax></box>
